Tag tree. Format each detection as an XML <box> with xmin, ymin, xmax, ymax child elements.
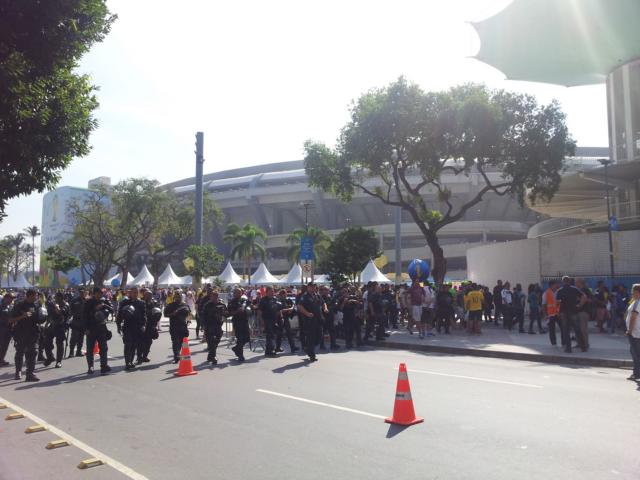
<box><xmin>304</xmin><ymin>78</ymin><xmax>575</xmax><ymax>282</ymax></box>
<box><xmin>44</xmin><ymin>244</ymin><xmax>80</xmax><ymax>286</ymax></box>
<box><xmin>183</xmin><ymin>244</ymin><xmax>223</xmax><ymax>285</ymax></box>
<box><xmin>223</xmin><ymin>223</ymin><xmax>267</xmax><ymax>281</ymax></box>
<box><xmin>0</xmin><ymin>1</ymin><xmax>116</xmax><ymax>217</ymax></box>
<box><xmin>4</xmin><ymin>233</ymin><xmax>25</xmax><ymax>280</ymax></box>
<box><xmin>320</xmin><ymin>227</ymin><xmax>380</xmax><ymax>284</ymax></box>
<box><xmin>286</xmin><ymin>226</ymin><xmax>331</xmax><ymax>265</ymax></box>
<box><xmin>0</xmin><ymin>239</ymin><xmax>12</xmax><ymax>285</ymax></box>
<box><xmin>23</xmin><ymin>225</ymin><xmax>40</xmax><ymax>285</ymax></box>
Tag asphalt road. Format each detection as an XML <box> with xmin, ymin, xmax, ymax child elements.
<box><xmin>1</xmin><ymin>323</ymin><xmax>638</xmax><ymax>480</ymax></box>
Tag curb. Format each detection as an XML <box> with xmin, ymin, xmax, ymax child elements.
<box><xmin>371</xmin><ymin>340</ymin><xmax>633</xmax><ymax>369</ymax></box>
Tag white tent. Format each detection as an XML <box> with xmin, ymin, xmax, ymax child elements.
<box><xmin>179</xmin><ymin>275</ymin><xmax>193</xmax><ymax>286</ymax></box>
<box><xmin>131</xmin><ymin>265</ymin><xmax>154</xmax><ymax>286</ymax></box>
<box><xmin>360</xmin><ymin>260</ymin><xmax>393</xmax><ymax>284</ymax></box>
<box><xmin>217</xmin><ymin>262</ymin><xmax>242</xmax><ymax>285</ymax></box>
<box><xmin>203</xmin><ymin>276</ymin><xmax>216</xmax><ymax>285</ymax></box>
<box><xmin>1</xmin><ymin>273</ymin><xmax>32</xmax><ymax>289</ymax></box>
<box><xmin>104</xmin><ymin>271</ymin><xmax>135</xmax><ymax>287</ymax></box>
<box><xmin>157</xmin><ymin>264</ymin><xmax>184</xmax><ymax>286</ymax></box>
<box><xmin>282</xmin><ymin>263</ymin><xmax>302</xmax><ymax>285</ymax></box>
<box><xmin>313</xmin><ymin>274</ymin><xmax>331</xmax><ymax>284</ymax></box>
<box><xmin>249</xmin><ymin>263</ymin><xmax>280</xmax><ymax>285</ymax></box>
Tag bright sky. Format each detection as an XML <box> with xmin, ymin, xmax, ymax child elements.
<box><xmin>2</xmin><ymin>0</ymin><xmax>608</xmax><ymax>249</ymax></box>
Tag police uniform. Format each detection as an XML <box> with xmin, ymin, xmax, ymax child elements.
<box><xmin>258</xmin><ymin>295</ymin><xmax>278</xmax><ymax>356</ymax></box>
<box><xmin>117</xmin><ymin>297</ymin><xmax>147</xmax><ymax>369</ymax></box>
<box><xmin>137</xmin><ymin>299</ymin><xmax>161</xmax><ymax>363</ymax></box>
<box><xmin>274</xmin><ymin>295</ymin><xmax>298</xmax><ymax>353</ymax></box>
<box><xmin>227</xmin><ymin>295</ymin><xmax>251</xmax><ymax>361</ymax></box>
<box><xmin>163</xmin><ymin>301</ymin><xmax>190</xmax><ymax>363</ymax></box>
<box><xmin>83</xmin><ymin>296</ymin><xmax>112</xmax><ymax>374</ymax></box>
<box><xmin>319</xmin><ymin>293</ymin><xmax>339</xmax><ymax>350</ymax></box>
<box><xmin>43</xmin><ymin>299</ymin><xmax>70</xmax><ymax>366</ymax></box>
<box><xmin>202</xmin><ymin>297</ymin><xmax>227</xmax><ymax>363</ymax></box>
<box><xmin>68</xmin><ymin>295</ymin><xmax>86</xmax><ymax>356</ymax></box>
<box><xmin>340</xmin><ymin>294</ymin><xmax>362</xmax><ymax>348</ymax></box>
<box><xmin>12</xmin><ymin>298</ymin><xmax>43</xmax><ymax>381</ymax></box>
<box><xmin>298</xmin><ymin>292</ymin><xmax>323</xmax><ymax>361</ymax></box>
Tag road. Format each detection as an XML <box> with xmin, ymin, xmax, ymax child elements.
<box><xmin>1</xmin><ymin>323</ymin><xmax>639</xmax><ymax>480</ymax></box>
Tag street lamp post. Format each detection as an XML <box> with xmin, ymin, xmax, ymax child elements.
<box><xmin>300</xmin><ymin>201</ymin><xmax>313</xmax><ymax>284</ymax></box>
<box><xmin>599</xmin><ymin>158</ymin><xmax>615</xmax><ymax>285</ymax></box>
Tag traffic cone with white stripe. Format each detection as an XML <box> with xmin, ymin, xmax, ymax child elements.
<box><xmin>385</xmin><ymin>363</ymin><xmax>423</xmax><ymax>426</ymax></box>
<box><xmin>175</xmin><ymin>337</ymin><xmax>197</xmax><ymax>376</ymax></box>
<box><xmin>93</xmin><ymin>341</ymin><xmax>100</xmax><ymax>356</ymax></box>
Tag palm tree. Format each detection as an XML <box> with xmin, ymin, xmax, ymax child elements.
<box><xmin>286</xmin><ymin>226</ymin><xmax>331</xmax><ymax>265</ymax></box>
<box><xmin>24</xmin><ymin>226</ymin><xmax>40</xmax><ymax>285</ymax></box>
<box><xmin>224</xmin><ymin>223</ymin><xmax>267</xmax><ymax>282</ymax></box>
<box><xmin>5</xmin><ymin>234</ymin><xmax>25</xmax><ymax>283</ymax></box>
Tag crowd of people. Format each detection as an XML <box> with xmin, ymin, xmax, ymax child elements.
<box><xmin>0</xmin><ymin>276</ymin><xmax>638</xmax><ymax>383</ymax></box>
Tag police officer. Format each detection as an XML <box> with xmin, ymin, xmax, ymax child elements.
<box><xmin>117</xmin><ymin>287</ymin><xmax>147</xmax><ymax>371</ymax></box>
<box><xmin>201</xmin><ymin>289</ymin><xmax>227</xmax><ymax>364</ymax></box>
<box><xmin>297</xmin><ymin>283</ymin><xmax>323</xmax><ymax>362</ymax></box>
<box><xmin>83</xmin><ymin>287</ymin><xmax>113</xmax><ymax>375</ymax></box>
<box><xmin>318</xmin><ymin>286</ymin><xmax>339</xmax><ymax>351</ymax></box>
<box><xmin>257</xmin><ymin>286</ymin><xmax>279</xmax><ymax>357</ymax></box>
<box><xmin>137</xmin><ymin>289</ymin><xmax>161</xmax><ymax>364</ymax></box>
<box><xmin>0</xmin><ymin>293</ymin><xmax>15</xmax><ymax>367</ymax></box>
<box><xmin>227</xmin><ymin>288</ymin><xmax>251</xmax><ymax>361</ymax></box>
<box><xmin>43</xmin><ymin>291</ymin><xmax>70</xmax><ymax>368</ymax></box>
<box><xmin>68</xmin><ymin>287</ymin><xmax>87</xmax><ymax>357</ymax></box>
<box><xmin>11</xmin><ymin>289</ymin><xmax>42</xmax><ymax>381</ymax></box>
<box><xmin>163</xmin><ymin>290</ymin><xmax>190</xmax><ymax>363</ymax></box>
<box><xmin>339</xmin><ymin>287</ymin><xmax>362</xmax><ymax>349</ymax></box>
<box><xmin>274</xmin><ymin>289</ymin><xmax>298</xmax><ymax>354</ymax></box>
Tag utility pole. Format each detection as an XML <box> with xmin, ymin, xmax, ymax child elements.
<box><xmin>194</xmin><ymin>132</ymin><xmax>204</xmax><ymax>246</ymax></box>
<box><xmin>301</xmin><ymin>201</ymin><xmax>313</xmax><ymax>284</ymax></box>
<box><xmin>599</xmin><ymin>158</ymin><xmax>615</xmax><ymax>285</ymax></box>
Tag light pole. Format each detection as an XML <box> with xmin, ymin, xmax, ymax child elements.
<box><xmin>598</xmin><ymin>158</ymin><xmax>615</xmax><ymax>284</ymax></box>
<box><xmin>300</xmin><ymin>201</ymin><xmax>313</xmax><ymax>284</ymax></box>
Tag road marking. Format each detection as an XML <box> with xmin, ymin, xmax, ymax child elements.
<box><xmin>256</xmin><ymin>389</ymin><xmax>386</xmax><ymax>420</ymax></box>
<box><xmin>405</xmin><ymin>369</ymin><xmax>543</xmax><ymax>389</ymax></box>
<box><xmin>0</xmin><ymin>395</ymin><xmax>149</xmax><ymax>480</ymax></box>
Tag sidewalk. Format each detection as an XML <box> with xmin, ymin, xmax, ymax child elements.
<box><xmin>372</xmin><ymin>323</ymin><xmax>633</xmax><ymax>369</ymax></box>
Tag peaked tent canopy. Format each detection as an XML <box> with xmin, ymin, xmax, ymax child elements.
<box><xmin>2</xmin><ymin>273</ymin><xmax>33</xmax><ymax>289</ymax></box>
<box><xmin>104</xmin><ymin>272</ymin><xmax>135</xmax><ymax>287</ymax></box>
<box><xmin>217</xmin><ymin>262</ymin><xmax>243</xmax><ymax>285</ymax></box>
<box><xmin>250</xmin><ymin>263</ymin><xmax>280</xmax><ymax>285</ymax></box>
<box><xmin>131</xmin><ymin>265</ymin><xmax>154</xmax><ymax>286</ymax></box>
<box><xmin>157</xmin><ymin>264</ymin><xmax>184</xmax><ymax>286</ymax></box>
<box><xmin>282</xmin><ymin>264</ymin><xmax>303</xmax><ymax>285</ymax></box>
<box><xmin>471</xmin><ymin>0</ymin><xmax>640</xmax><ymax>87</ymax></box>
<box><xmin>179</xmin><ymin>275</ymin><xmax>193</xmax><ymax>286</ymax></box>
<box><xmin>360</xmin><ymin>260</ymin><xmax>392</xmax><ymax>284</ymax></box>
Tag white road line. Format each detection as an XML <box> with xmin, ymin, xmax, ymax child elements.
<box><xmin>405</xmin><ymin>369</ymin><xmax>543</xmax><ymax>389</ymax></box>
<box><xmin>0</xmin><ymin>395</ymin><xmax>149</xmax><ymax>480</ymax></box>
<box><xmin>256</xmin><ymin>389</ymin><xmax>387</xmax><ymax>420</ymax></box>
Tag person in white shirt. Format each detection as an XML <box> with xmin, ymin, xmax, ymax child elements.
<box><xmin>625</xmin><ymin>284</ymin><xmax>640</xmax><ymax>381</ymax></box>
<box><xmin>422</xmin><ymin>283</ymin><xmax>436</xmax><ymax>337</ymax></box>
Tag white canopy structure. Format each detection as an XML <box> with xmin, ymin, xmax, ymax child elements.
<box><xmin>179</xmin><ymin>275</ymin><xmax>193</xmax><ymax>286</ymax></box>
<box><xmin>104</xmin><ymin>271</ymin><xmax>135</xmax><ymax>287</ymax></box>
<box><xmin>360</xmin><ymin>260</ymin><xmax>392</xmax><ymax>284</ymax></box>
<box><xmin>131</xmin><ymin>265</ymin><xmax>154</xmax><ymax>286</ymax></box>
<box><xmin>157</xmin><ymin>264</ymin><xmax>184</xmax><ymax>286</ymax></box>
<box><xmin>217</xmin><ymin>262</ymin><xmax>242</xmax><ymax>285</ymax></box>
<box><xmin>281</xmin><ymin>264</ymin><xmax>302</xmax><ymax>285</ymax></box>
<box><xmin>313</xmin><ymin>274</ymin><xmax>331</xmax><ymax>284</ymax></box>
<box><xmin>249</xmin><ymin>263</ymin><xmax>280</xmax><ymax>285</ymax></box>
<box><xmin>1</xmin><ymin>273</ymin><xmax>33</xmax><ymax>289</ymax></box>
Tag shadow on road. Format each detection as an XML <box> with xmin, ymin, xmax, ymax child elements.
<box><xmin>272</xmin><ymin>360</ymin><xmax>310</xmax><ymax>374</ymax></box>
<box><xmin>385</xmin><ymin>424</ymin><xmax>409</xmax><ymax>438</ymax></box>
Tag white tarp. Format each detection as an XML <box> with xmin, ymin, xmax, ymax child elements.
<box><xmin>282</xmin><ymin>264</ymin><xmax>302</xmax><ymax>285</ymax></box>
<box><xmin>104</xmin><ymin>271</ymin><xmax>135</xmax><ymax>287</ymax></box>
<box><xmin>249</xmin><ymin>263</ymin><xmax>280</xmax><ymax>285</ymax></box>
<box><xmin>217</xmin><ymin>262</ymin><xmax>242</xmax><ymax>284</ymax></box>
<box><xmin>1</xmin><ymin>273</ymin><xmax>33</xmax><ymax>289</ymax></box>
<box><xmin>179</xmin><ymin>275</ymin><xmax>193</xmax><ymax>286</ymax></box>
<box><xmin>360</xmin><ymin>260</ymin><xmax>393</xmax><ymax>284</ymax></box>
<box><xmin>157</xmin><ymin>264</ymin><xmax>184</xmax><ymax>286</ymax></box>
<box><xmin>131</xmin><ymin>265</ymin><xmax>154</xmax><ymax>286</ymax></box>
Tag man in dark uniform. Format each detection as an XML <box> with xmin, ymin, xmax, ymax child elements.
<box><xmin>43</xmin><ymin>291</ymin><xmax>70</xmax><ymax>368</ymax></box>
<box><xmin>297</xmin><ymin>283</ymin><xmax>323</xmax><ymax>362</ymax></box>
<box><xmin>68</xmin><ymin>288</ymin><xmax>87</xmax><ymax>357</ymax></box>
<box><xmin>274</xmin><ymin>289</ymin><xmax>298</xmax><ymax>353</ymax></box>
<box><xmin>318</xmin><ymin>286</ymin><xmax>339</xmax><ymax>350</ymax></box>
<box><xmin>11</xmin><ymin>289</ymin><xmax>41</xmax><ymax>381</ymax></box>
<box><xmin>83</xmin><ymin>287</ymin><xmax>113</xmax><ymax>375</ymax></box>
<box><xmin>163</xmin><ymin>290</ymin><xmax>191</xmax><ymax>363</ymax></box>
<box><xmin>257</xmin><ymin>286</ymin><xmax>279</xmax><ymax>357</ymax></box>
<box><xmin>117</xmin><ymin>287</ymin><xmax>147</xmax><ymax>371</ymax></box>
<box><xmin>227</xmin><ymin>288</ymin><xmax>251</xmax><ymax>361</ymax></box>
<box><xmin>367</xmin><ymin>283</ymin><xmax>386</xmax><ymax>341</ymax></box>
<box><xmin>137</xmin><ymin>289</ymin><xmax>161</xmax><ymax>364</ymax></box>
<box><xmin>201</xmin><ymin>289</ymin><xmax>227</xmax><ymax>364</ymax></box>
<box><xmin>0</xmin><ymin>293</ymin><xmax>14</xmax><ymax>367</ymax></box>
<box><xmin>339</xmin><ymin>287</ymin><xmax>362</xmax><ymax>349</ymax></box>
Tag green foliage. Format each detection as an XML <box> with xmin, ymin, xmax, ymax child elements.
<box><xmin>320</xmin><ymin>227</ymin><xmax>380</xmax><ymax>283</ymax></box>
<box><xmin>304</xmin><ymin>77</ymin><xmax>575</xmax><ymax>281</ymax></box>
<box><xmin>44</xmin><ymin>244</ymin><xmax>80</xmax><ymax>273</ymax></box>
<box><xmin>286</xmin><ymin>226</ymin><xmax>331</xmax><ymax>264</ymax></box>
<box><xmin>184</xmin><ymin>244</ymin><xmax>223</xmax><ymax>279</ymax></box>
<box><xmin>0</xmin><ymin>1</ymin><xmax>116</xmax><ymax>216</ymax></box>
<box><xmin>223</xmin><ymin>223</ymin><xmax>267</xmax><ymax>279</ymax></box>
<box><xmin>0</xmin><ymin>239</ymin><xmax>13</xmax><ymax>280</ymax></box>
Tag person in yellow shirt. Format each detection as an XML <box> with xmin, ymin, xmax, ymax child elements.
<box><xmin>465</xmin><ymin>284</ymin><xmax>484</xmax><ymax>334</ymax></box>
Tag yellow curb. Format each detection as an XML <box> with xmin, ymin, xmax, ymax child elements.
<box><xmin>78</xmin><ymin>458</ymin><xmax>104</xmax><ymax>469</ymax></box>
<box><xmin>46</xmin><ymin>439</ymin><xmax>69</xmax><ymax>449</ymax></box>
<box><xmin>0</xmin><ymin>404</ymin><xmax>7</xmax><ymax>409</ymax></box>
<box><xmin>25</xmin><ymin>425</ymin><xmax>47</xmax><ymax>433</ymax></box>
<box><xmin>5</xmin><ymin>412</ymin><xmax>24</xmax><ymax>420</ymax></box>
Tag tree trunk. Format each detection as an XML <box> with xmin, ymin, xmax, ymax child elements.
<box><xmin>425</xmin><ymin>229</ymin><xmax>447</xmax><ymax>284</ymax></box>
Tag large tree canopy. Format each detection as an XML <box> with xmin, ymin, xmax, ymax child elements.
<box><xmin>0</xmin><ymin>0</ymin><xmax>115</xmax><ymax>217</ymax></box>
<box><xmin>305</xmin><ymin>78</ymin><xmax>575</xmax><ymax>282</ymax></box>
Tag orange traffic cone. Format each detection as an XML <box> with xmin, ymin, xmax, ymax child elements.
<box><xmin>93</xmin><ymin>341</ymin><xmax>100</xmax><ymax>356</ymax></box>
<box><xmin>385</xmin><ymin>363</ymin><xmax>423</xmax><ymax>426</ymax></box>
<box><xmin>175</xmin><ymin>337</ymin><xmax>197</xmax><ymax>377</ymax></box>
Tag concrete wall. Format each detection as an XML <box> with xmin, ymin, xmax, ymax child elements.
<box><xmin>467</xmin><ymin>239</ymin><xmax>541</xmax><ymax>287</ymax></box>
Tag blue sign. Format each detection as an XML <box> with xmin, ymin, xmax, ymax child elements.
<box><xmin>300</xmin><ymin>236</ymin><xmax>315</xmax><ymax>261</ymax></box>
<box><xmin>609</xmin><ymin>216</ymin><xmax>618</xmax><ymax>231</ymax></box>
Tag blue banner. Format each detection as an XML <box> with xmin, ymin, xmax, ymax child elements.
<box><xmin>300</xmin><ymin>236</ymin><xmax>315</xmax><ymax>261</ymax></box>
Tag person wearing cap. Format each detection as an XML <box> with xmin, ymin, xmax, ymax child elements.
<box><xmin>10</xmin><ymin>289</ymin><xmax>41</xmax><ymax>381</ymax></box>
<box><xmin>117</xmin><ymin>287</ymin><xmax>147</xmax><ymax>371</ymax></box>
<box><xmin>43</xmin><ymin>291</ymin><xmax>70</xmax><ymax>368</ymax></box>
<box><xmin>68</xmin><ymin>287</ymin><xmax>88</xmax><ymax>357</ymax></box>
<box><xmin>227</xmin><ymin>288</ymin><xmax>251</xmax><ymax>361</ymax></box>
<box><xmin>0</xmin><ymin>292</ymin><xmax>15</xmax><ymax>367</ymax></box>
<box><xmin>163</xmin><ymin>290</ymin><xmax>191</xmax><ymax>363</ymax></box>
<box><xmin>83</xmin><ymin>287</ymin><xmax>113</xmax><ymax>375</ymax></box>
<box><xmin>274</xmin><ymin>289</ymin><xmax>298</xmax><ymax>353</ymax></box>
<box><xmin>201</xmin><ymin>289</ymin><xmax>227</xmax><ymax>364</ymax></box>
